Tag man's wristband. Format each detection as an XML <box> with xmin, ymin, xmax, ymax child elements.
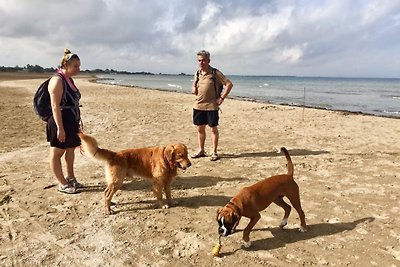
<box><xmin>220</xmin><ymin>96</ymin><xmax>225</xmax><ymax>100</ymax></box>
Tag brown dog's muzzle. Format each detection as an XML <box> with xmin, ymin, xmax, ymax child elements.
<box><xmin>218</xmin><ymin>217</ymin><xmax>235</xmax><ymax>236</ymax></box>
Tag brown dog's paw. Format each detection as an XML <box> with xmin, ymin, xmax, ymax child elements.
<box><xmin>279</xmin><ymin>218</ymin><xmax>288</xmax><ymax>228</ymax></box>
<box><xmin>299</xmin><ymin>226</ymin><xmax>308</xmax><ymax>232</ymax></box>
<box><xmin>242</xmin><ymin>241</ymin><xmax>252</xmax><ymax>248</ymax></box>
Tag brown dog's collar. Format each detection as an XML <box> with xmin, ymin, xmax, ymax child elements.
<box><xmin>227</xmin><ymin>201</ymin><xmax>241</xmax><ymax>217</ymax></box>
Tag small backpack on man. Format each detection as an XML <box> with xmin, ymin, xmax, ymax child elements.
<box><xmin>33</xmin><ymin>73</ymin><xmax>67</xmax><ymax>121</ymax></box>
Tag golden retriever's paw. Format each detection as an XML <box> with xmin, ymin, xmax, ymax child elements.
<box><xmin>156</xmin><ymin>201</ymin><xmax>170</xmax><ymax>209</ymax></box>
<box><xmin>104</xmin><ymin>209</ymin><xmax>114</xmax><ymax>216</ymax></box>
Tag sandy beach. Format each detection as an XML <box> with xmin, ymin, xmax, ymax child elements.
<box><xmin>0</xmin><ymin>72</ymin><xmax>399</xmax><ymax>266</ymax></box>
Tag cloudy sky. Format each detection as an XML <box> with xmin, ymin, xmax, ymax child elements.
<box><xmin>1</xmin><ymin>0</ymin><xmax>400</xmax><ymax>78</ymax></box>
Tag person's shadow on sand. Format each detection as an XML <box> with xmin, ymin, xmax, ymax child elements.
<box><xmin>219</xmin><ymin>217</ymin><xmax>375</xmax><ymax>256</ymax></box>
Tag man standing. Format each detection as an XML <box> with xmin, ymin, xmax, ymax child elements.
<box><xmin>191</xmin><ymin>50</ymin><xmax>233</xmax><ymax>161</ymax></box>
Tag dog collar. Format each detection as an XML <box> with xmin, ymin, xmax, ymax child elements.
<box><xmin>227</xmin><ymin>201</ymin><xmax>241</xmax><ymax>217</ymax></box>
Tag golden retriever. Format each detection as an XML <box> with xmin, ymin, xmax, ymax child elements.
<box><xmin>79</xmin><ymin>133</ymin><xmax>192</xmax><ymax>215</ymax></box>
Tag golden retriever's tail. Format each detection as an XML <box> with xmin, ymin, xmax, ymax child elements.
<box><xmin>79</xmin><ymin>133</ymin><xmax>116</xmax><ymax>162</ymax></box>
<box><xmin>280</xmin><ymin>147</ymin><xmax>293</xmax><ymax>177</ymax></box>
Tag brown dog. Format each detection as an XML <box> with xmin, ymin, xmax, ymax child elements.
<box><xmin>79</xmin><ymin>133</ymin><xmax>191</xmax><ymax>215</ymax></box>
<box><xmin>216</xmin><ymin>147</ymin><xmax>307</xmax><ymax>248</ymax></box>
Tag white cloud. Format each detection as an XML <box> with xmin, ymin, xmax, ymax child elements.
<box><xmin>0</xmin><ymin>0</ymin><xmax>399</xmax><ymax>77</ymax></box>
<box><xmin>272</xmin><ymin>43</ymin><xmax>308</xmax><ymax>64</ymax></box>
<box><xmin>361</xmin><ymin>0</ymin><xmax>400</xmax><ymax>25</ymax></box>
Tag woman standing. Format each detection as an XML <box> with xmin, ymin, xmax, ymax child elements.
<box><xmin>47</xmin><ymin>48</ymin><xmax>83</xmax><ymax>194</ymax></box>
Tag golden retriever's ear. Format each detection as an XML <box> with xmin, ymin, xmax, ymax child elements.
<box><xmin>164</xmin><ymin>145</ymin><xmax>175</xmax><ymax>169</ymax></box>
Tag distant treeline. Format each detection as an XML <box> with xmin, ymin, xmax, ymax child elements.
<box><xmin>0</xmin><ymin>65</ymin><xmax>187</xmax><ymax>76</ymax></box>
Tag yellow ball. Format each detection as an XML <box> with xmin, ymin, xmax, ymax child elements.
<box><xmin>212</xmin><ymin>243</ymin><xmax>221</xmax><ymax>256</ymax></box>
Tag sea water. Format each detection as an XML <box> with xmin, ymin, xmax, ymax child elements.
<box><xmin>96</xmin><ymin>74</ymin><xmax>400</xmax><ymax>118</ymax></box>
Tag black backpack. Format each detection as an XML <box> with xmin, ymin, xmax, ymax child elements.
<box><xmin>33</xmin><ymin>73</ymin><xmax>68</xmax><ymax>121</ymax></box>
<box><xmin>195</xmin><ymin>67</ymin><xmax>224</xmax><ymax>98</ymax></box>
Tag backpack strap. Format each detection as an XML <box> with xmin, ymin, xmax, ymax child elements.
<box><xmin>51</xmin><ymin>73</ymin><xmax>68</xmax><ymax>108</ymax></box>
<box><xmin>194</xmin><ymin>69</ymin><xmax>200</xmax><ymax>89</ymax></box>
<box><xmin>211</xmin><ymin>68</ymin><xmax>218</xmax><ymax>97</ymax></box>
<box><xmin>195</xmin><ymin>67</ymin><xmax>222</xmax><ymax>98</ymax></box>
<box><xmin>53</xmin><ymin>72</ymin><xmax>79</xmax><ymax>110</ymax></box>
<box><xmin>211</xmin><ymin>68</ymin><xmax>224</xmax><ymax>99</ymax></box>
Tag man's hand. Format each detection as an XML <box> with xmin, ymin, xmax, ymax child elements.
<box><xmin>192</xmin><ymin>86</ymin><xmax>198</xmax><ymax>95</ymax></box>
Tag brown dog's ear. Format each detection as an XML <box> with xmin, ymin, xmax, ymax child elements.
<box><xmin>232</xmin><ymin>213</ymin><xmax>239</xmax><ymax>223</ymax></box>
<box><xmin>216</xmin><ymin>208</ymin><xmax>222</xmax><ymax>221</ymax></box>
<box><xmin>232</xmin><ymin>211</ymin><xmax>241</xmax><ymax>230</ymax></box>
<box><xmin>164</xmin><ymin>145</ymin><xmax>175</xmax><ymax>169</ymax></box>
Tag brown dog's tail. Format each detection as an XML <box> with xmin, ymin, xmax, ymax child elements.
<box><xmin>280</xmin><ymin>147</ymin><xmax>293</xmax><ymax>177</ymax></box>
<box><xmin>79</xmin><ymin>133</ymin><xmax>116</xmax><ymax>162</ymax></box>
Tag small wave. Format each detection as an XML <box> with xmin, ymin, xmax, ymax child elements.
<box><xmin>392</xmin><ymin>96</ymin><xmax>400</xmax><ymax>100</ymax></box>
<box><xmin>383</xmin><ymin>110</ymin><xmax>400</xmax><ymax>115</ymax></box>
<box><xmin>168</xmin><ymin>84</ymin><xmax>182</xmax><ymax>89</ymax></box>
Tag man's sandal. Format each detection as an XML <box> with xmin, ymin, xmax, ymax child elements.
<box><xmin>210</xmin><ymin>153</ymin><xmax>220</xmax><ymax>161</ymax></box>
<box><xmin>58</xmin><ymin>184</ymin><xmax>78</xmax><ymax>194</ymax></box>
<box><xmin>191</xmin><ymin>151</ymin><xmax>206</xmax><ymax>159</ymax></box>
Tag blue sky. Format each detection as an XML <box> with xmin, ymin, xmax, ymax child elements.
<box><xmin>1</xmin><ymin>0</ymin><xmax>400</xmax><ymax>78</ymax></box>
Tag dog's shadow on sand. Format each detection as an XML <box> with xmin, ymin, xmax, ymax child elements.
<box><xmin>109</xmin><ymin>191</ymin><xmax>234</xmax><ymax>213</ymax></box>
<box><xmin>93</xmin><ymin>176</ymin><xmax>241</xmax><ymax>213</ymax></box>
<box><xmin>78</xmin><ymin>174</ymin><xmax>240</xmax><ymax>193</ymax></box>
<box><xmin>119</xmin><ymin>175</ymin><xmax>247</xmax><ymax>192</ymax></box>
<box><xmin>221</xmin><ymin>148</ymin><xmax>329</xmax><ymax>159</ymax></box>
<box><xmin>220</xmin><ymin>217</ymin><xmax>375</xmax><ymax>256</ymax></box>
<box><xmin>114</xmin><ymin>194</ymin><xmax>232</xmax><ymax>212</ymax></box>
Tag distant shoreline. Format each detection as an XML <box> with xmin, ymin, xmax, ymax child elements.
<box><xmin>90</xmin><ymin>77</ymin><xmax>400</xmax><ymax>120</ymax></box>
<box><xmin>0</xmin><ymin>71</ymin><xmax>94</xmax><ymax>81</ymax></box>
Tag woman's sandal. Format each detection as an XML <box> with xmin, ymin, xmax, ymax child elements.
<box><xmin>58</xmin><ymin>184</ymin><xmax>78</xmax><ymax>194</ymax></box>
<box><xmin>210</xmin><ymin>153</ymin><xmax>220</xmax><ymax>161</ymax></box>
<box><xmin>191</xmin><ymin>151</ymin><xmax>206</xmax><ymax>159</ymax></box>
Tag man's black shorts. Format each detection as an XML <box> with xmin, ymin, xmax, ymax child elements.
<box><xmin>193</xmin><ymin>109</ymin><xmax>219</xmax><ymax>127</ymax></box>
